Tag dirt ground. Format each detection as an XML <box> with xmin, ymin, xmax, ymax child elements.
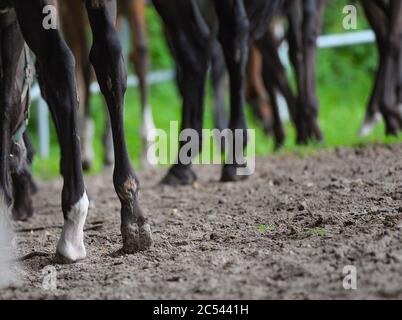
<box><xmin>1</xmin><ymin>143</ymin><xmax>402</xmax><ymax>300</ymax></box>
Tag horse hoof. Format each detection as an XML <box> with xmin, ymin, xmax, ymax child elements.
<box><xmin>220</xmin><ymin>165</ymin><xmax>250</xmax><ymax>183</ymax></box>
<box><xmin>160</xmin><ymin>167</ymin><xmax>197</xmax><ymax>186</ymax></box>
<box><xmin>122</xmin><ymin>223</ymin><xmax>153</xmax><ymax>253</ymax></box>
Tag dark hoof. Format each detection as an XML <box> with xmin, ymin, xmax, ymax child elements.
<box><xmin>221</xmin><ymin>165</ymin><xmax>250</xmax><ymax>183</ymax></box>
<box><xmin>160</xmin><ymin>166</ymin><xmax>197</xmax><ymax>186</ymax></box>
<box><xmin>82</xmin><ymin>160</ymin><xmax>92</xmax><ymax>172</ymax></box>
<box><xmin>122</xmin><ymin>223</ymin><xmax>153</xmax><ymax>254</ymax></box>
<box><xmin>296</xmin><ymin>119</ymin><xmax>323</xmax><ymax>145</ymax></box>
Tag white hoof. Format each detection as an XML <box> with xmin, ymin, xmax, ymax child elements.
<box><xmin>359</xmin><ymin>112</ymin><xmax>382</xmax><ymax>138</ymax></box>
<box><xmin>56</xmin><ymin>193</ymin><xmax>89</xmax><ymax>262</ymax></box>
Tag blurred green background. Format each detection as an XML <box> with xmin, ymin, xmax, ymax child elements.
<box><xmin>29</xmin><ymin>1</ymin><xmax>402</xmax><ymax>179</ymax></box>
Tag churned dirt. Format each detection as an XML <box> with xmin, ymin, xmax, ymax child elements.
<box><xmin>1</xmin><ymin>143</ymin><xmax>402</xmax><ymax>300</ymax></box>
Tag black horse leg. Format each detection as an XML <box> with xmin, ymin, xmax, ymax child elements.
<box><xmin>211</xmin><ymin>40</ymin><xmax>228</xmax><ymax>132</ymax></box>
<box><xmin>85</xmin><ymin>0</ymin><xmax>152</xmax><ymax>253</ymax></box>
<box><xmin>23</xmin><ymin>132</ymin><xmax>38</xmax><ymax>194</ymax></box>
<box><xmin>360</xmin><ymin>0</ymin><xmax>387</xmax><ymax>136</ymax></box>
<box><xmin>0</xmin><ymin>13</ymin><xmax>24</xmax><ymax>222</ymax></box>
<box><xmin>214</xmin><ymin>0</ymin><xmax>250</xmax><ymax>182</ymax></box>
<box><xmin>154</xmin><ymin>0</ymin><xmax>210</xmax><ymax>186</ymax></box>
<box><xmin>11</xmin><ymin>135</ymin><xmax>34</xmax><ymax>222</ymax></box>
<box><xmin>378</xmin><ymin>0</ymin><xmax>402</xmax><ymax>135</ymax></box>
<box><xmin>14</xmin><ymin>0</ymin><xmax>89</xmax><ymax>262</ymax></box>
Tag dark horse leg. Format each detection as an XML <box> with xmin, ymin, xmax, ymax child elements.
<box><xmin>377</xmin><ymin>0</ymin><xmax>402</xmax><ymax>135</ymax></box>
<box><xmin>0</xmin><ymin>9</ymin><xmax>25</xmax><ymax>225</ymax></box>
<box><xmin>11</xmin><ymin>132</ymin><xmax>34</xmax><ymax>222</ymax></box>
<box><xmin>85</xmin><ymin>0</ymin><xmax>152</xmax><ymax>253</ymax></box>
<box><xmin>363</xmin><ymin>0</ymin><xmax>402</xmax><ymax>135</ymax></box>
<box><xmin>214</xmin><ymin>0</ymin><xmax>250</xmax><ymax>182</ymax></box>
<box><xmin>359</xmin><ymin>0</ymin><xmax>387</xmax><ymax>137</ymax></box>
<box><xmin>211</xmin><ymin>39</ymin><xmax>228</xmax><ymax>132</ymax></box>
<box><xmin>288</xmin><ymin>0</ymin><xmax>327</xmax><ymax>144</ymax></box>
<box><xmin>12</xmin><ymin>0</ymin><xmax>89</xmax><ymax>262</ymax></box>
<box><xmin>154</xmin><ymin>0</ymin><xmax>210</xmax><ymax>186</ymax></box>
<box><xmin>254</xmin><ymin>25</ymin><xmax>297</xmax><ymax>149</ymax></box>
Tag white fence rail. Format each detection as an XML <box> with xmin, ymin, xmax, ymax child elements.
<box><xmin>30</xmin><ymin>30</ymin><xmax>376</xmax><ymax>159</ymax></box>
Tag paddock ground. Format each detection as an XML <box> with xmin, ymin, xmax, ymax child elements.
<box><xmin>1</xmin><ymin>143</ymin><xmax>402</xmax><ymax>299</ymax></box>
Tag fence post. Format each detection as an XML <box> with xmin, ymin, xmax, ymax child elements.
<box><xmin>37</xmin><ymin>98</ymin><xmax>50</xmax><ymax>159</ymax></box>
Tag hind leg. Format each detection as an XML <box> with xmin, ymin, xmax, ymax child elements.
<box><xmin>85</xmin><ymin>0</ymin><xmax>152</xmax><ymax>253</ymax></box>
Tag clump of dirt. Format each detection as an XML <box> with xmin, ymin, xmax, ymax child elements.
<box><xmin>1</xmin><ymin>144</ymin><xmax>402</xmax><ymax>299</ymax></box>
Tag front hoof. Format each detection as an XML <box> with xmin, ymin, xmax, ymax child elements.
<box><xmin>56</xmin><ymin>240</ymin><xmax>86</xmax><ymax>263</ymax></box>
<box><xmin>122</xmin><ymin>223</ymin><xmax>153</xmax><ymax>254</ymax></box>
<box><xmin>221</xmin><ymin>165</ymin><xmax>250</xmax><ymax>183</ymax></box>
<box><xmin>160</xmin><ymin>166</ymin><xmax>197</xmax><ymax>186</ymax></box>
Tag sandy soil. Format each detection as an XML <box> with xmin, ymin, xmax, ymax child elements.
<box><xmin>1</xmin><ymin>143</ymin><xmax>402</xmax><ymax>300</ymax></box>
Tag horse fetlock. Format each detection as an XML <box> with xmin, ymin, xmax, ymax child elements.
<box><xmin>116</xmin><ymin>176</ymin><xmax>140</xmax><ymax>203</ymax></box>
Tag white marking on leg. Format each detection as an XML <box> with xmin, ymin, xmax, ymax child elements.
<box><xmin>56</xmin><ymin>192</ymin><xmax>89</xmax><ymax>262</ymax></box>
<box><xmin>359</xmin><ymin>112</ymin><xmax>382</xmax><ymax>138</ymax></box>
<box><xmin>141</xmin><ymin>105</ymin><xmax>158</xmax><ymax>167</ymax></box>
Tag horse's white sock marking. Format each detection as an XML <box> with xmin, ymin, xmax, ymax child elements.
<box><xmin>141</xmin><ymin>105</ymin><xmax>158</xmax><ymax>167</ymax></box>
<box><xmin>56</xmin><ymin>192</ymin><xmax>89</xmax><ymax>262</ymax></box>
<box><xmin>359</xmin><ymin>112</ymin><xmax>382</xmax><ymax>138</ymax></box>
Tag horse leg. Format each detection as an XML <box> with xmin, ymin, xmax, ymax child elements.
<box><xmin>13</xmin><ymin>0</ymin><xmax>89</xmax><ymax>262</ymax></box>
<box><xmin>122</xmin><ymin>0</ymin><xmax>156</xmax><ymax>169</ymax></box>
<box><xmin>211</xmin><ymin>39</ymin><xmax>228</xmax><ymax>132</ymax></box>
<box><xmin>23</xmin><ymin>132</ymin><xmax>38</xmax><ymax>194</ymax></box>
<box><xmin>60</xmin><ymin>0</ymin><xmax>95</xmax><ymax>171</ymax></box>
<box><xmin>256</xmin><ymin>37</ymin><xmax>286</xmax><ymax>149</ymax></box>
<box><xmin>287</xmin><ymin>0</ymin><xmax>307</xmax><ymax>144</ymax></box>
<box><xmin>11</xmin><ymin>136</ymin><xmax>34</xmax><ymax>222</ymax></box>
<box><xmin>154</xmin><ymin>0</ymin><xmax>210</xmax><ymax>186</ymax></box>
<box><xmin>378</xmin><ymin>0</ymin><xmax>402</xmax><ymax>135</ymax></box>
<box><xmin>299</xmin><ymin>0</ymin><xmax>327</xmax><ymax>143</ymax></box>
<box><xmin>262</xmin><ymin>26</ymin><xmax>297</xmax><ymax>126</ymax></box>
<box><xmin>85</xmin><ymin>0</ymin><xmax>152</xmax><ymax>253</ymax></box>
<box><xmin>246</xmin><ymin>45</ymin><xmax>274</xmax><ymax>136</ymax></box>
<box><xmin>0</xmin><ymin>13</ymin><xmax>24</xmax><ymax>228</ymax></box>
<box><xmin>214</xmin><ymin>0</ymin><xmax>250</xmax><ymax>182</ymax></box>
<box><xmin>360</xmin><ymin>0</ymin><xmax>386</xmax><ymax>137</ymax></box>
